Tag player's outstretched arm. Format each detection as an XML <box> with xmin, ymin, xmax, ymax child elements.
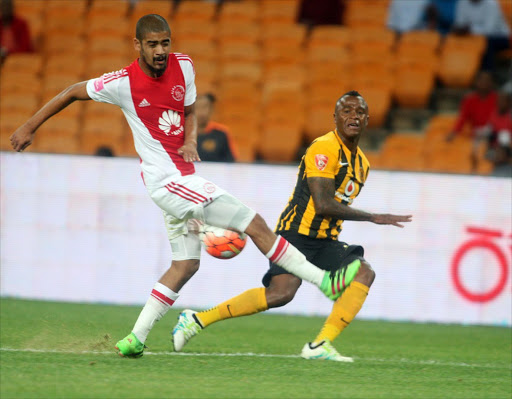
<box><xmin>177</xmin><ymin>103</ymin><xmax>201</xmax><ymax>163</ymax></box>
<box><xmin>10</xmin><ymin>81</ymin><xmax>91</xmax><ymax>152</ymax></box>
<box><xmin>308</xmin><ymin>176</ymin><xmax>412</xmax><ymax>228</ymax></box>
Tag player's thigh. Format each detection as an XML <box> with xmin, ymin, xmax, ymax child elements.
<box><xmin>163</xmin><ymin>211</ymin><xmax>201</xmax><ymax>260</ymax></box>
<box><xmin>311</xmin><ymin>240</ymin><xmax>365</xmax><ymax>272</ymax></box>
<box><xmin>203</xmin><ymin>193</ymin><xmax>256</xmax><ymax>234</ymax></box>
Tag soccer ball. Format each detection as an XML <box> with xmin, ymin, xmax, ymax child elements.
<box><xmin>199</xmin><ymin>224</ymin><xmax>247</xmax><ymax>259</ymax></box>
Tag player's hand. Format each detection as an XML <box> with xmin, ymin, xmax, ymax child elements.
<box><xmin>178</xmin><ymin>142</ymin><xmax>201</xmax><ymax>162</ymax></box>
<box><xmin>371</xmin><ymin>214</ymin><xmax>413</xmax><ymax>228</ymax></box>
<box><xmin>10</xmin><ymin>124</ymin><xmax>35</xmax><ymax>152</ymax></box>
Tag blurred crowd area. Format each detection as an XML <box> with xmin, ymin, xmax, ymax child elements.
<box><xmin>0</xmin><ymin>0</ymin><xmax>511</xmax><ymax>176</ymax></box>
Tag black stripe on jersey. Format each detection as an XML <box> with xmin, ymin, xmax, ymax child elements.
<box><xmin>277</xmin><ymin>160</ymin><xmax>307</xmax><ymax>232</ymax></box>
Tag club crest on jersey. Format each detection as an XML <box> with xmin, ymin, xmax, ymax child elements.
<box><xmin>204</xmin><ymin>182</ymin><xmax>216</xmax><ymax>194</ymax></box>
<box><xmin>158</xmin><ymin>110</ymin><xmax>183</xmax><ymax>136</ymax></box>
<box><xmin>171</xmin><ymin>85</ymin><xmax>185</xmax><ymax>101</ymax></box>
<box><xmin>93</xmin><ymin>77</ymin><xmax>104</xmax><ymax>92</ymax></box>
<box><xmin>315</xmin><ymin>154</ymin><xmax>329</xmax><ymax>171</ymax></box>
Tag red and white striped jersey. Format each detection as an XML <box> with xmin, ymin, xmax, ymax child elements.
<box><xmin>86</xmin><ymin>53</ymin><xmax>197</xmax><ymax>186</ymax></box>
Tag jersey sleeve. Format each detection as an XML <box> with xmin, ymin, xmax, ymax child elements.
<box><xmin>86</xmin><ymin>72</ymin><xmax>123</xmax><ymax>106</ymax></box>
<box><xmin>178</xmin><ymin>58</ymin><xmax>197</xmax><ymax>107</ymax></box>
<box><xmin>304</xmin><ymin>140</ymin><xmax>339</xmax><ymax>179</ymax></box>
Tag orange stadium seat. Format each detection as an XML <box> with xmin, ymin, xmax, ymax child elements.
<box><xmin>1</xmin><ymin>53</ymin><xmax>43</xmax><ymax>76</ymax></box>
<box><xmin>31</xmin><ymin>115</ymin><xmax>80</xmax><ymax>154</ymax></box>
<box><xmin>171</xmin><ymin>20</ymin><xmax>217</xmax><ymax>41</ymax></box>
<box><xmin>304</xmin><ymin>102</ymin><xmax>338</xmax><ymax>141</ymax></box>
<box><xmin>173</xmin><ymin>38</ymin><xmax>217</xmax><ymax>59</ymax></box>
<box><xmin>45</xmin><ymin>55</ymin><xmax>86</xmax><ymax>78</ymax></box>
<box><xmin>399</xmin><ymin>30</ymin><xmax>441</xmax><ymax>53</ymax></box>
<box><xmin>263</xmin><ymin>42</ymin><xmax>305</xmax><ymax>67</ymax></box>
<box><xmin>306</xmin><ymin>45</ymin><xmax>350</xmax><ymax>64</ymax></box>
<box><xmin>218</xmin><ymin>41</ymin><xmax>261</xmax><ymax>62</ymax></box>
<box><xmin>498</xmin><ymin>0</ymin><xmax>512</xmax><ymax>22</ymax></box>
<box><xmin>45</xmin><ymin>8</ymin><xmax>86</xmax><ymax>33</ymax></box>
<box><xmin>45</xmin><ymin>0</ymin><xmax>88</xmax><ymax>12</ymax></box>
<box><xmin>89</xmin><ymin>0</ymin><xmax>131</xmax><ymax>15</ymax></box>
<box><xmin>425</xmin><ymin>114</ymin><xmax>458</xmax><ymax>140</ymax></box>
<box><xmin>261</xmin><ymin>24</ymin><xmax>307</xmax><ymax>46</ymax></box>
<box><xmin>218</xmin><ymin>1</ymin><xmax>260</xmax><ymax>23</ymax></box>
<box><xmin>87</xmin><ymin>32</ymin><xmax>130</xmax><ymax>56</ymax></box>
<box><xmin>261</xmin><ymin>0</ymin><xmax>299</xmax><ymax>25</ymax></box>
<box><xmin>218</xmin><ymin>22</ymin><xmax>261</xmax><ymax>43</ymax></box>
<box><xmin>44</xmin><ymin>35</ymin><xmax>86</xmax><ymax>57</ymax></box>
<box><xmin>308</xmin><ymin>26</ymin><xmax>351</xmax><ymax>49</ymax></box>
<box><xmin>379</xmin><ymin>133</ymin><xmax>425</xmax><ymax>171</ymax></box>
<box><xmin>87</xmin><ymin>55</ymin><xmax>132</xmax><ymax>79</ymax></box>
<box><xmin>0</xmin><ymin>92</ymin><xmax>40</xmax><ymax>115</ymax></box>
<box><xmin>172</xmin><ymin>0</ymin><xmax>217</xmax><ymax>23</ymax></box>
<box><xmin>344</xmin><ymin>2</ymin><xmax>388</xmax><ymax>28</ymax></box>
<box><xmin>219</xmin><ymin>61</ymin><xmax>262</xmax><ymax>83</ymax></box>
<box><xmin>87</xmin><ymin>14</ymin><xmax>130</xmax><ymax>36</ymax></box>
<box><xmin>349</xmin><ymin>27</ymin><xmax>396</xmax><ymax>52</ymax></box>
<box><xmin>393</xmin><ymin>63</ymin><xmax>435</xmax><ymax>108</ymax></box>
<box><xmin>423</xmin><ymin>138</ymin><xmax>473</xmax><ymax>174</ymax></box>
<box><xmin>258</xmin><ymin>124</ymin><xmax>302</xmax><ymax>163</ymax></box>
<box><xmin>0</xmin><ymin>71</ymin><xmax>42</xmax><ymax>94</ymax></box>
<box><xmin>438</xmin><ymin>44</ymin><xmax>484</xmax><ymax>88</ymax></box>
<box><xmin>355</xmin><ymin>86</ymin><xmax>392</xmax><ymax>128</ymax></box>
<box><xmin>130</xmin><ymin>0</ymin><xmax>173</xmax><ymax>23</ymax></box>
<box><xmin>263</xmin><ymin>65</ymin><xmax>306</xmax><ymax>90</ymax></box>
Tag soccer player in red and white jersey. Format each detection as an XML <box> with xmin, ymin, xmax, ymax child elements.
<box><xmin>10</xmin><ymin>14</ymin><xmax>348</xmax><ymax>358</ymax></box>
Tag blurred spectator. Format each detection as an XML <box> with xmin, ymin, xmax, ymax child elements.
<box><xmin>297</xmin><ymin>0</ymin><xmax>345</xmax><ymax>26</ymax></box>
<box><xmin>95</xmin><ymin>146</ymin><xmax>115</xmax><ymax>157</ymax></box>
<box><xmin>196</xmin><ymin>93</ymin><xmax>237</xmax><ymax>163</ymax></box>
<box><xmin>485</xmin><ymin>91</ymin><xmax>512</xmax><ymax>176</ymax></box>
<box><xmin>453</xmin><ymin>0</ymin><xmax>511</xmax><ymax>70</ymax></box>
<box><xmin>0</xmin><ymin>0</ymin><xmax>33</xmax><ymax>63</ymax></box>
<box><xmin>387</xmin><ymin>0</ymin><xmax>430</xmax><ymax>34</ymax></box>
<box><xmin>424</xmin><ymin>0</ymin><xmax>459</xmax><ymax>35</ymax></box>
<box><xmin>447</xmin><ymin>71</ymin><xmax>498</xmax><ymax>170</ymax></box>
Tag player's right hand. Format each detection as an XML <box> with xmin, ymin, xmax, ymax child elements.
<box><xmin>371</xmin><ymin>214</ymin><xmax>413</xmax><ymax>228</ymax></box>
<box><xmin>10</xmin><ymin>125</ymin><xmax>35</xmax><ymax>152</ymax></box>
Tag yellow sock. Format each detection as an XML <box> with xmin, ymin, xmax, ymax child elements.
<box><xmin>313</xmin><ymin>281</ymin><xmax>369</xmax><ymax>344</ymax></box>
<box><xmin>195</xmin><ymin>288</ymin><xmax>268</xmax><ymax>328</ymax></box>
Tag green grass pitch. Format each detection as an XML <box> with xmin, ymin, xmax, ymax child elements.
<box><xmin>0</xmin><ymin>298</ymin><xmax>510</xmax><ymax>399</ymax></box>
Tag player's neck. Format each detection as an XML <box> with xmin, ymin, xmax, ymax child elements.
<box><xmin>138</xmin><ymin>58</ymin><xmax>165</xmax><ymax>78</ymax></box>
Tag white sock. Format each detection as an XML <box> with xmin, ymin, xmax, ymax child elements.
<box><xmin>132</xmin><ymin>282</ymin><xmax>179</xmax><ymax>344</ymax></box>
<box><xmin>265</xmin><ymin>236</ymin><xmax>324</xmax><ymax>286</ymax></box>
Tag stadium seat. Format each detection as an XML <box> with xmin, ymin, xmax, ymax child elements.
<box><xmin>308</xmin><ymin>26</ymin><xmax>351</xmax><ymax>49</ymax></box>
<box><xmin>219</xmin><ymin>62</ymin><xmax>262</xmax><ymax>83</ymax></box>
<box><xmin>87</xmin><ymin>55</ymin><xmax>131</xmax><ymax>79</ymax></box>
<box><xmin>1</xmin><ymin>53</ymin><xmax>43</xmax><ymax>75</ymax></box>
<box><xmin>32</xmin><ymin>115</ymin><xmax>80</xmax><ymax>154</ymax></box>
<box><xmin>263</xmin><ymin>64</ymin><xmax>306</xmax><ymax>87</ymax></box>
<box><xmin>261</xmin><ymin>24</ymin><xmax>306</xmax><ymax>46</ymax></box>
<box><xmin>261</xmin><ymin>0</ymin><xmax>299</xmax><ymax>24</ymax></box>
<box><xmin>173</xmin><ymin>38</ymin><xmax>217</xmax><ymax>59</ymax></box>
<box><xmin>172</xmin><ymin>0</ymin><xmax>217</xmax><ymax>23</ymax></box>
<box><xmin>379</xmin><ymin>133</ymin><xmax>425</xmax><ymax>171</ymax></box>
<box><xmin>438</xmin><ymin>34</ymin><xmax>486</xmax><ymax>87</ymax></box>
<box><xmin>171</xmin><ymin>20</ymin><xmax>218</xmax><ymax>42</ymax></box>
<box><xmin>44</xmin><ymin>35</ymin><xmax>86</xmax><ymax>57</ymax></box>
<box><xmin>424</xmin><ymin>114</ymin><xmax>459</xmax><ymax>140</ymax></box>
<box><xmin>45</xmin><ymin>55</ymin><xmax>86</xmax><ymax>78</ymax></box>
<box><xmin>218</xmin><ymin>1</ymin><xmax>260</xmax><ymax>23</ymax></box>
<box><xmin>45</xmin><ymin>8</ymin><xmax>86</xmax><ymax>32</ymax></box>
<box><xmin>130</xmin><ymin>0</ymin><xmax>173</xmax><ymax>23</ymax></box>
<box><xmin>393</xmin><ymin>63</ymin><xmax>435</xmax><ymax>108</ymax></box>
<box><xmin>344</xmin><ymin>1</ymin><xmax>388</xmax><ymax>28</ymax></box>
<box><xmin>304</xmin><ymin>103</ymin><xmax>337</xmax><ymax>141</ymax></box>
<box><xmin>399</xmin><ymin>30</ymin><xmax>441</xmax><ymax>53</ymax></box>
<box><xmin>87</xmin><ymin>14</ymin><xmax>130</xmax><ymax>36</ymax></box>
<box><xmin>423</xmin><ymin>138</ymin><xmax>473</xmax><ymax>174</ymax></box>
<box><xmin>218</xmin><ymin>41</ymin><xmax>261</xmax><ymax>62</ymax></box>
<box><xmin>89</xmin><ymin>0</ymin><xmax>130</xmax><ymax>15</ymax></box>
<box><xmin>258</xmin><ymin>124</ymin><xmax>302</xmax><ymax>163</ymax></box>
<box><xmin>263</xmin><ymin>42</ymin><xmax>305</xmax><ymax>67</ymax></box>
<box><xmin>218</xmin><ymin>22</ymin><xmax>261</xmax><ymax>44</ymax></box>
<box><xmin>0</xmin><ymin>93</ymin><xmax>40</xmax><ymax>115</ymax></box>
<box><xmin>358</xmin><ymin>87</ymin><xmax>392</xmax><ymax>128</ymax></box>
<box><xmin>348</xmin><ymin>28</ymin><xmax>396</xmax><ymax>53</ymax></box>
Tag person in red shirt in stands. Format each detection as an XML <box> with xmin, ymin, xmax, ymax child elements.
<box><xmin>0</xmin><ymin>0</ymin><xmax>33</xmax><ymax>64</ymax></box>
<box><xmin>485</xmin><ymin>91</ymin><xmax>512</xmax><ymax>176</ymax></box>
<box><xmin>196</xmin><ymin>93</ymin><xmax>238</xmax><ymax>163</ymax></box>
<box><xmin>446</xmin><ymin>71</ymin><xmax>498</xmax><ymax>171</ymax></box>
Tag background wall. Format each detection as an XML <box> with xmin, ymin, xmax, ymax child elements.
<box><xmin>1</xmin><ymin>152</ymin><xmax>510</xmax><ymax>326</ymax></box>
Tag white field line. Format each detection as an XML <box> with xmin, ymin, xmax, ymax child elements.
<box><xmin>0</xmin><ymin>347</ymin><xmax>509</xmax><ymax>370</ymax></box>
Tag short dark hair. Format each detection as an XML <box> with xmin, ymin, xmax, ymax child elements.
<box><xmin>335</xmin><ymin>90</ymin><xmax>368</xmax><ymax>113</ymax></box>
<box><xmin>135</xmin><ymin>14</ymin><xmax>171</xmax><ymax>41</ymax></box>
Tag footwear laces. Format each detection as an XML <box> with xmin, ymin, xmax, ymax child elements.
<box><xmin>176</xmin><ymin>313</ymin><xmax>201</xmax><ymax>339</ymax></box>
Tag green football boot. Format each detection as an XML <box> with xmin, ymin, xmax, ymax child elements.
<box><xmin>320</xmin><ymin>259</ymin><xmax>362</xmax><ymax>300</ymax></box>
<box><xmin>115</xmin><ymin>333</ymin><xmax>145</xmax><ymax>358</ymax></box>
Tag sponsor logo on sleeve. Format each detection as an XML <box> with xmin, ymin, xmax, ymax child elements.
<box><xmin>94</xmin><ymin>77</ymin><xmax>104</xmax><ymax>92</ymax></box>
<box><xmin>315</xmin><ymin>154</ymin><xmax>329</xmax><ymax>171</ymax></box>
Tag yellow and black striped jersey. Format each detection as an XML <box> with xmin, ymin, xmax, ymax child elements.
<box><xmin>275</xmin><ymin>129</ymin><xmax>370</xmax><ymax>240</ymax></box>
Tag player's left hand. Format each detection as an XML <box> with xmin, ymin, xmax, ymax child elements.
<box><xmin>371</xmin><ymin>213</ymin><xmax>413</xmax><ymax>228</ymax></box>
<box><xmin>178</xmin><ymin>142</ymin><xmax>201</xmax><ymax>162</ymax></box>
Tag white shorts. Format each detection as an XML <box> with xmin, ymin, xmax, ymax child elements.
<box><xmin>149</xmin><ymin>174</ymin><xmax>257</xmax><ymax>260</ymax></box>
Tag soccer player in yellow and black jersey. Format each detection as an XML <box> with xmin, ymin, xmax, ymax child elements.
<box><xmin>172</xmin><ymin>91</ymin><xmax>413</xmax><ymax>361</ymax></box>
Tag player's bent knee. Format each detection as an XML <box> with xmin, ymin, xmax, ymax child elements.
<box><xmin>265</xmin><ymin>276</ymin><xmax>301</xmax><ymax>308</ymax></box>
<box><xmin>355</xmin><ymin>261</ymin><xmax>375</xmax><ymax>287</ymax></box>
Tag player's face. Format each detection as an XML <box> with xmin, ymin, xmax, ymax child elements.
<box><xmin>334</xmin><ymin>96</ymin><xmax>369</xmax><ymax>140</ymax></box>
<box><xmin>135</xmin><ymin>31</ymin><xmax>171</xmax><ymax>75</ymax></box>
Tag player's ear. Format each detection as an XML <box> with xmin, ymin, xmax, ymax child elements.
<box><xmin>133</xmin><ymin>38</ymin><xmax>141</xmax><ymax>52</ymax></box>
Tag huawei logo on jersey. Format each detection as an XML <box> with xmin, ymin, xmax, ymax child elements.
<box><xmin>158</xmin><ymin>110</ymin><xmax>183</xmax><ymax>136</ymax></box>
